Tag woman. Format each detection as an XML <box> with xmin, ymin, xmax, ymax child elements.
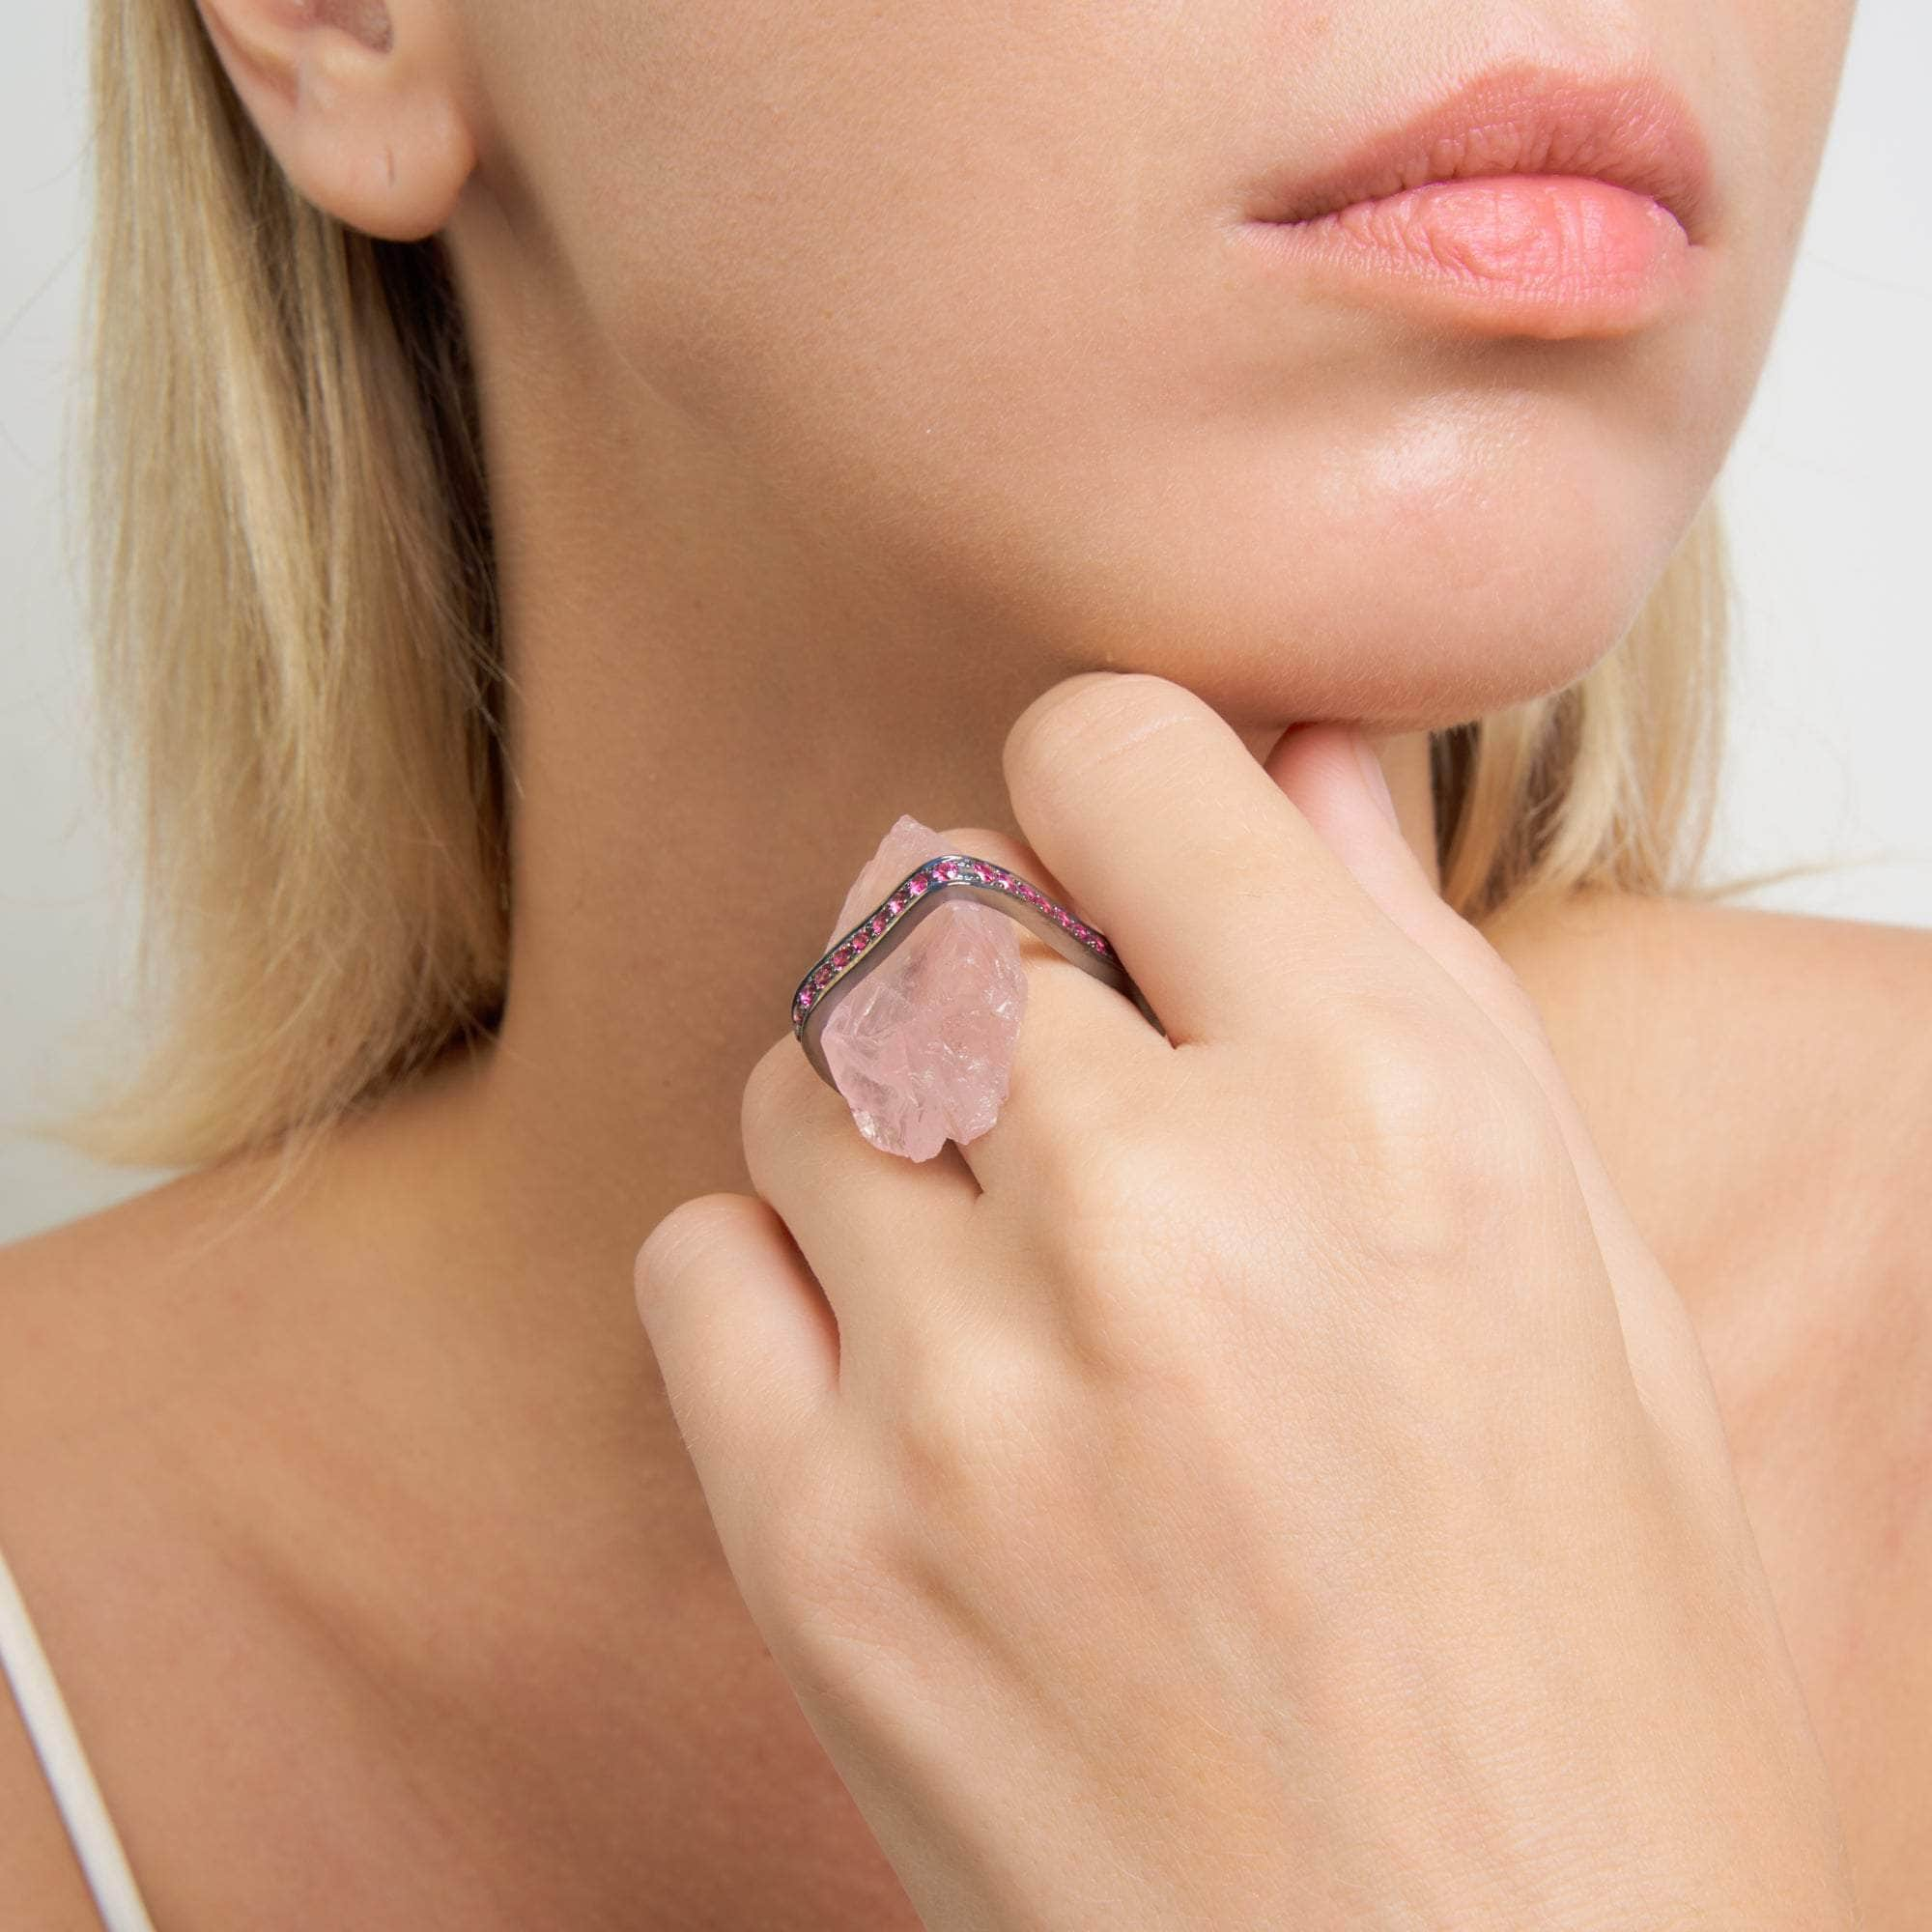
<box><xmin>1</xmin><ymin>0</ymin><xmax>1923</xmax><ymax>1922</ymax></box>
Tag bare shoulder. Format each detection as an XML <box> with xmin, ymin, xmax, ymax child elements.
<box><xmin>1482</xmin><ymin>888</ymin><xmax>1931</xmax><ymax>1467</ymax></box>
<box><xmin>0</xmin><ymin>1176</ymin><xmax>203</xmax><ymax>1928</ymax></box>
<box><xmin>1481</xmin><ymin>876</ymin><xmax>1932</xmax><ymax>1014</ymax></box>
<box><xmin>0</xmin><ymin>1157</ymin><xmax>285</xmax><ymax>1463</ymax></box>
<box><xmin>1484</xmin><ymin>883</ymin><xmax>1932</xmax><ymax>1083</ymax></box>
<box><xmin>1484</xmin><ymin>891</ymin><xmax>1932</xmax><ymax>1287</ymax></box>
<box><xmin>0</xmin><ymin>1158</ymin><xmax>388</xmax><ymax>1932</ymax></box>
<box><xmin>1490</xmin><ymin>891</ymin><xmax>1931</xmax><ymax>1932</ymax></box>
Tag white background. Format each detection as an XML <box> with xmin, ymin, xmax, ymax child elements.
<box><xmin>3</xmin><ymin>4</ymin><xmax>1927</xmax><ymax>1240</ymax></box>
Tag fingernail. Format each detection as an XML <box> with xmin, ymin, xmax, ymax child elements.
<box><xmin>1353</xmin><ymin>732</ymin><xmax>1400</xmax><ymax>829</ymax></box>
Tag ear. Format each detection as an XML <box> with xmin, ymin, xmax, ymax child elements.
<box><xmin>193</xmin><ymin>0</ymin><xmax>475</xmax><ymax>241</ymax></box>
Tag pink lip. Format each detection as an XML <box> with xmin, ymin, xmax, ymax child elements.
<box><xmin>1238</xmin><ymin>61</ymin><xmax>1718</xmax><ymax>337</ymax></box>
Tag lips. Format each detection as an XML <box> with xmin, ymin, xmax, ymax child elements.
<box><xmin>1249</xmin><ymin>60</ymin><xmax>1717</xmax><ymax>247</ymax></box>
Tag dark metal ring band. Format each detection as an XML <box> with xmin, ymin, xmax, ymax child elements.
<box><xmin>790</xmin><ymin>853</ymin><xmax>1165</xmax><ymax>1091</ymax></box>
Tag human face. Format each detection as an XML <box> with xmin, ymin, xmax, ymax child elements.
<box><xmin>454</xmin><ymin>0</ymin><xmax>1856</xmax><ymax>728</ymax></box>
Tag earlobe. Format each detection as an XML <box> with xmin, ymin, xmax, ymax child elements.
<box><xmin>193</xmin><ymin>0</ymin><xmax>475</xmax><ymax>242</ymax></box>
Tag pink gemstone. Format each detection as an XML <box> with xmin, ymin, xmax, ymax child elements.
<box><xmin>798</xmin><ymin>986</ymin><xmax>814</xmax><ymax>1009</ymax></box>
<box><xmin>887</xmin><ymin>896</ymin><xmax>905</xmax><ymax>915</ymax></box>
<box><xmin>869</xmin><ymin>915</ymin><xmax>887</xmax><ymax>937</ymax></box>
<box><xmin>1071</xmin><ymin>923</ymin><xmax>1090</xmax><ymax>943</ymax></box>
<box><xmin>816</xmin><ymin>812</ymin><xmax>1027</xmax><ymax>1164</ymax></box>
<box><xmin>834</xmin><ymin>945</ymin><xmax>852</xmax><ymax>967</ymax></box>
<box><xmin>814</xmin><ymin>963</ymin><xmax>835</xmax><ymax>988</ymax></box>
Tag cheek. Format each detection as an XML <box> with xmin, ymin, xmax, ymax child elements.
<box><xmin>518</xmin><ymin>0</ymin><xmax>1160</xmax><ymax>441</ymax></box>
<box><xmin>1682</xmin><ymin>0</ymin><xmax>1858</xmax><ymax>385</ymax></box>
<box><xmin>1734</xmin><ymin>0</ymin><xmax>1859</xmax><ymax>155</ymax></box>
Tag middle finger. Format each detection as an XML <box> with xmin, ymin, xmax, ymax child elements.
<box><xmin>1001</xmin><ymin>670</ymin><xmax>1434</xmax><ymax>1050</ymax></box>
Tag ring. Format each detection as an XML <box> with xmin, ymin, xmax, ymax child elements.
<box><xmin>791</xmin><ymin>853</ymin><xmax>1165</xmax><ymax>1090</ymax></box>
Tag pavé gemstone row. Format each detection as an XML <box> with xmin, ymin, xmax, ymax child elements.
<box><xmin>792</xmin><ymin>857</ymin><xmax>1116</xmax><ymax>1030</ymax></box>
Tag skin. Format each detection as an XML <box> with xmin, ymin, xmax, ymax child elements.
<box><xmin>4</xmin><ymin>0</ymin><xmax>1927</xmax><ymax>1923</ymax></box>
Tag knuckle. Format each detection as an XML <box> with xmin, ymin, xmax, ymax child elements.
<box><xmin>892</xmin><ymin>1331</ymin><xmax>1053</xmax><ymax>1503</ymax></box>
<box><xmin>1040</xmin><ymin>1123</ymin><xmax>1265</xmax><ymax>1366</ymax></box>
<box><xmin>892</xmin><ymin>1346</ymin><xmax>980</xmax><ymax>1492</ymax></box>
<box><xmin>1335</xmin><ymin>1016</ymin><xmax>1565</xmax><ymax>1265</ymax></box>
<box><xmin>1337</xmin><ymin>1011</ymin><xmax>1478</xmax><ymax>1155</ymax></box>
<box><xmin>875</xmin><ymin>1333</ymin><xmax>1089</xmax><ymax>1605</ymax></box>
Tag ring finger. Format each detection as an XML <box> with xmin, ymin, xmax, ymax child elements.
<box><xmin>745</xmin><ymin>826</ymin><xmax>1169</xmax><ymax>1351</ymax></box>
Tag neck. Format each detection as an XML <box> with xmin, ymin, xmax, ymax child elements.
<box><xmin>276</xmin><ymin>208</ymin><xmax>1445</xmax><ymax>1507</ymax></box>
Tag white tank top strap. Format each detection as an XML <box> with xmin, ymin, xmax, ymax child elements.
<box><xmin>0</xmin><ymin>1533</ymin><xmax>160</xmax><ymax>1932</ymax></box>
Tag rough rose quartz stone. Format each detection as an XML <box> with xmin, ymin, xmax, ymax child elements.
<box><xmin>818</xmin><ymin>813</ymin><xmax>1027</xmax><ymax>1161</ymax></box>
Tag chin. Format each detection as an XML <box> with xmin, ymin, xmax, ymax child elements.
<box><xmin>1089</xmin><ymin>580</ymin><xmax>1653</xmax><ymax>738</ymax></box>
<box><xmin>985</xmin><ymin>392</ymin><xmax>1708</xmax><ymax>735</ymax></box>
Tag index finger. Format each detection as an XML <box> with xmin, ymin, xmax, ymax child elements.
<box><xmin>1001</xmin><ymin>671</ymin><xmax>1424</xmax><ymax>1047</ymax></box>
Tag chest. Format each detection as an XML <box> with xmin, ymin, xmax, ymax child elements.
<box><xmin>10</xmin><ymin>1446</ymin><xmax>923</xmax><ymax>1932</ymax></box>
<box><xmin>12</xmin><ymin>1271</ymin><xmax>1926</xmax><ymax>1932</ymax></box>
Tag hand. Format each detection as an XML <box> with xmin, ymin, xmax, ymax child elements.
<box><xmin>632</xmin><ymin>672</ymin><xmax>1859</xmax><ymax>1930</ymax></box>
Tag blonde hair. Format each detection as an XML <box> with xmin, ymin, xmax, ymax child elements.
<box><xmin>41</xmin><ymin>0</ymin><xmax>1731</xmax><ymax>1181</ymax></box>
